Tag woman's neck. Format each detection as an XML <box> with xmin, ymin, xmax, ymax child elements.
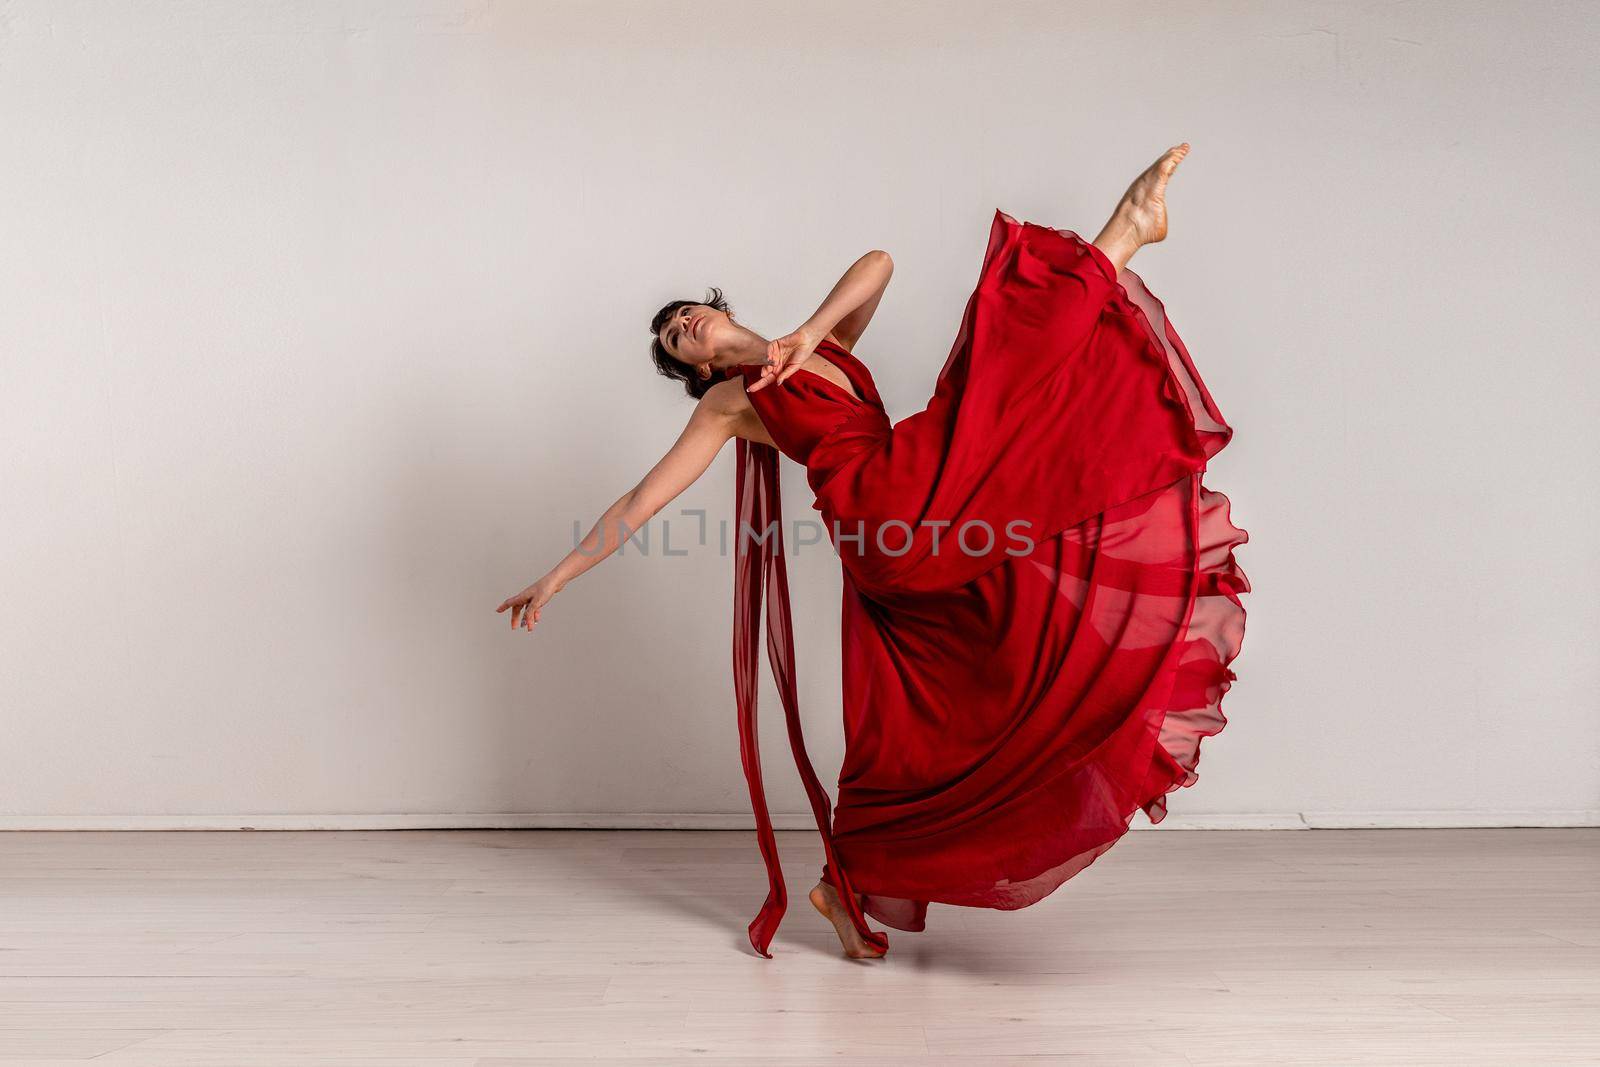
<box><xmin>709</xmin><ymin>331</ymin><xmax>771</xmax><ymax>370</ymax></box>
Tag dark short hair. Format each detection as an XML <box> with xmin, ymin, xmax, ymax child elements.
<box><xmin>649</xmin><ymin>287</ymin><xmax>732</xmax><ymax>399</ymax></box>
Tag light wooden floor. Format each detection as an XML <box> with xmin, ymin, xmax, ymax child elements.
<box><xmin>0</xmin><ymin>828</ymin><xmax>1595</xmax><ymax>1064</ymax></box>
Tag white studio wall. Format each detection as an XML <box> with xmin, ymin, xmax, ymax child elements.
<box><xmin>2</xmin><ymin>1</ymin><xmax>1596</xmax><ymax>828</ymax></box>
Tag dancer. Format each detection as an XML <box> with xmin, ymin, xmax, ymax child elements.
<box><xmin>498</xmin><ymin>144</ymin><xmax>1249</xmax><ymax>960</ymax></box>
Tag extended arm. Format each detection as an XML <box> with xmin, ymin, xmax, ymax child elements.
<box><xmin>496</xmin><ymin>381</ymin><xmax>745</xmax><ymax>630</ymax></box>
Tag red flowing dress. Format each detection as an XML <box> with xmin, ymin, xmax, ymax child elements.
<box><xmin>727</xmin><ymin>209</ymin><xmax>1249</xmax><ymax>958</ymax></box>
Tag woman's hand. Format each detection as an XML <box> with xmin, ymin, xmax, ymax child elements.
<box><xmin>748</xmin><ymin>325</ymin><xmax>823</xmax><ymax>393</ymax></box>
<box><xmin>496</xmin><ymin>575</ymin><xmax>563</xmax><ymax>632</ymax></box>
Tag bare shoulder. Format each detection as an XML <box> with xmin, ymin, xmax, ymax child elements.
<box><xmin>697</xmin><ymin>375</ymin><xmax>772</xmax><ymax>447</ymax></box>
<box><xmin>698</xmin><ymin>376</ymin><xmax>753</xmax><ymax>418</ymax></box>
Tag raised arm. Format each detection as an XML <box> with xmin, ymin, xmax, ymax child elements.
<box><xmin>813</xmin><ymin>249</ymin><xmax>893</xmax><ymax>352</ymax></box>
<box><xmin>751</xmin><ymin>249</ymin><xmax>893</xmax><ymax>392</ymax></box>
<box><xmin>496</xmin><ymin>379</ymin><xmax>749</xmax><ymax>631</ymax></box>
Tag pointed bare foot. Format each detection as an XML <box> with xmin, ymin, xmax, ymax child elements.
<box><xmin>1116</xmin><ymin>142</ymin><xmax>1189</xmax><ymax>246</ymax></box>
<box><xmin>1092</xmin><ymin>142</ymin><xmax>1190</xmax><ymax>273</ymax></box>
<box><xmin>809</xmin><ymin>880</ymin><xmax>887</xmax><ymax>959</ymax></box>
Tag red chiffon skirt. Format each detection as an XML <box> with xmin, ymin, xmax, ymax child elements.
<box><xmin>731</xmin><ymin>209</ymin><xmax>1249</xmax><ymax>957</ymax></box>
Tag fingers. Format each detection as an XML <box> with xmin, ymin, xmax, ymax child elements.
<box><xmin>749</xmin><ymin>355</ymin><xmax>800</xmax><ymax>393</ymax></box>
<box><xmin>498</xmin><ymin>589</ymin><xmax>546</xmax><ymax>631</ymax></box>
<box><xmin>505</xmin><ymin>599</ymin><xmax>541</xmax><ymax>632</ymax></box>
<box><xmin>748</xmin><ymin>338</ymin><xmax>790</xmax><ymax>393</ymax></box>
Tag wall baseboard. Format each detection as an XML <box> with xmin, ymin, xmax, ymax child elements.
<box><xmin>0</xmin><ymin>810</ymin><xmax>1595</xmax><ymax>831</ymax></box>
<box><xmin>1298</xmin><ymin>810</ymin><xmax>1600</xmax><ymax>829</ymax></box>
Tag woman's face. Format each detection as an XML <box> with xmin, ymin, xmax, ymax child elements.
<box><xmin>659</xmin><ymin>303</ymin><xmax>739</xmax><ymax>379</ymax></box>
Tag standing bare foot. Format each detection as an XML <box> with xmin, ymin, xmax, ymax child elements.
<box><xmin>1092</xmin><ymin>142</ymin><xmax>1191</xmax><ymax>273</ymax></box>
<box><xmin>809</xmin><ymin>880</ymin><xmax>887</xmax><ymax>959</ymax></box>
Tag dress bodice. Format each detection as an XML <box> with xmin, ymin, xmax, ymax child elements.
<box><xmin>726</xmin><ymin>339</ymin><xmax>892</xmax><ymax>495</ymax></box>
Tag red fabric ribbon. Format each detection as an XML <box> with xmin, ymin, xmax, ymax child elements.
<box><xmin>731</xmin><ymin>437</ymin><xmax>889</xmax><ymax>958</ymax></box>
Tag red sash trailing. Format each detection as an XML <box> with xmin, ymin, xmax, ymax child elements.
<box><xmin>731</xmin><ymin>437</ymin><xmax>889</xmax><ymax>958</ymax></box>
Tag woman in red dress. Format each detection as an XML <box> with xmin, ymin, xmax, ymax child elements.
<box><xmin>498</xmin><ymin>144</ymin><xmax>1249</xmax><ymax>960</ymax></box>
